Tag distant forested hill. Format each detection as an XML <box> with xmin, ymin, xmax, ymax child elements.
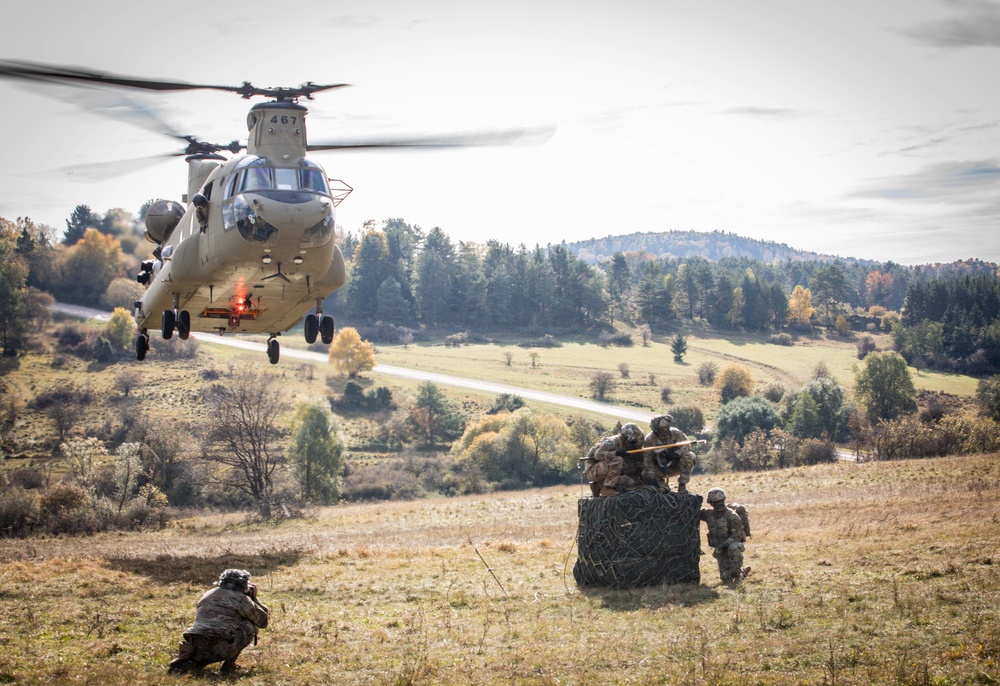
<box><xmin>565</xmin><ymin>230</ymin><xmax>850</xmax><ymax>265</ymax></box>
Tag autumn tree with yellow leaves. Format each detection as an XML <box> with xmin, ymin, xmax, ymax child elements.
<box><xmin>328</xmin><ymin>327</ymin><xmax>376</xmax><ymax>378</ymax></box>
<box><xmin>787</xmin><ymin>285</ymin><xmax>815</xmax><ymax>329</ymax></box>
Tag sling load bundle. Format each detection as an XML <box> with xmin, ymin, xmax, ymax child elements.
<box><xmin>573</xmin><ymin>490</ymin><xmax>702</xmax><ymax>588</ymax></box>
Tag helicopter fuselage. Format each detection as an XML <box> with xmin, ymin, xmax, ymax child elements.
<box><xmin>134</xmin><ymin>101</ymin><xmax>347</xmax><ymax>339</ymax></box>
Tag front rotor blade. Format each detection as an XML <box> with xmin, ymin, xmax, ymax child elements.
<box><xmin>307</xmin><ymin>126</ymin><xmax>556</xmax><ymax>151</ymax></box>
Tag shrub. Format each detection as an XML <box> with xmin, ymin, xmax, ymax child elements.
<box><xmin>768</xmin><ymin>333</ymin><xmax>793</xmax><ymax>346</ymax></box>
<box><xmin>697</xmin><ymin>362</ymin><xmax>719</xmax><ymax>386</ymax></box>
<box><xmin>123</xmin><ymin>485</ymin><xmax>169</xmax><ymax>529</ymax></box>
<box><xmin>102</xmin><ymin>277</ymin><xmax>145</xmax><ymax>311</ymax></box>
<box><xmin>976</xmin><ymin>375</ymin><xmax>1000</xmax><ymax>422</ymax></box>
<box><xmin>589</xmin><ymin>371</ymin><xmax>616</xmax><ymax>400</ymax></box>
<box><xmin>357</xmin><ymin>321</ymin><xmax>422</xmax><ymax>344</ymax></box>
<box><xmin>92</xmin><ymin>336</ymin><xmax>115</xmax><ymax>362</ymax></box>
<box><xmin>618</xmin><ymin>362</ymin><xmax>630</xmax><ymax>379</ymax></box>
<box><xmin>929</xmin><ymin>414</ymin><xmax>1000</xmax><ymax>456</ymax></box>
<box><xmin>716</xmin><ymin>364</ymin><xmax>755</xmax><ymax>404</ymax></box>
<box><xmin>760</xmin><ymin>382</ymin><xmax>785</xmax><ymax>404</ymax></box>
<box><xmin>798</xmin><ymin>439</ymin><xmax>837</xmax><ymax>465</ymax></box>
<box><xmin>597</xmin><ymin>332</ymin><xmax>633</xmax><ymax>347</ymax></box>
<box><xmin>341</xmin><ymin>461</ymin><xmax>427</xmax><ymax>501</ymax></box>
<box><xmin>0</xmin><ymin>487</ymin><xmax>41</xmax><ymax>536</ymax></box>
<box><xmin>520</xmin><ymin>334</ymin><xmax>561</xmax><ymax>348</ymax></box>
<box><xmin>152</xmin><ymin>335</ymin><xmax>198</xmax><ymax>359</ymax></box>
<box><xmin>713</xmin><ymin>395</ymin><xmax>781</xmax><ymax>446</ymax></box>
<box><xmin>39</xmin><ymin>482</ymin><xmax>100</xmax><ymax>535</ymax></box>
<box><xmin>660</xmin><ymin>386</ymin><xmax>673</xmax><ymax>404</ymax></box>
<box><xmin>669</xmin><ymin>405</ymin><xmax>705</xmax><ymax>434</ymax></box>
<box><xmin>200</xmin><ymin>367</ymin><xmax>222</xmax><ymax>381</ymax></box>
<box><xmin>7</xmin><ymin>469</ymin><xmax>44</xmax><ymax>490</ymax></box>
<box><xmin>39</xmin><ymin>482</ymin><xmax>89</xmax><ymax>518</ymax></box>
<box><xmin>333</xmin><ymin>382</ymin><xmax>394</xmax><ymax>413</ymax></box>
<box><xmin>444</xmin><ymin>332</ymin><xmax>468</xmax><ymax>347</ymax></box>
<box><xmin>104</xmin><ymin>307</ymin><xmax>136</xmax><ymax>351</ymax></box>
<box><xmin>864</xmin><ymin>415</ymin><xmax>943</xmax><ymax>460</ymax></box>
<box><xmin>857</xmin><ymin>335</ymin><xmax>877</xmax><ymax>360</ymax></box>
<box><xmin>55</xmin><ymin>323</ymin><xmax>88</xmax><ymax>349</ymax></box>
<box><xmin>487</xmin><ymin>394</ymin><xmax>525</xmax><ymax>415</ymax></box>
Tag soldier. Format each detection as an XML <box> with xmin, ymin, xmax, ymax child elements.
<box><xmin>583</xmin><ymin>422</ymin><xmax>645</xmax><ymax>496</ymax></box>
<box><xmin>641</xmin><ymin>414</ymin><xmax>697</xmax><ymax>494</ymax></box>
<box><xmin>168</xmin><ymin>568</ymin><xmax>270</xmax><ymax>674</ymax></box>
<box><xmin>699</xmin><ymin>488</ymin><xmax>751</xmax><ymax>584</ymax></box>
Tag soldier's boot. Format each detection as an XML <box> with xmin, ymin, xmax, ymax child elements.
<box><xmin>600</xmin><ymin>486</ymin><xmax>619</xmax><ymax>497</ymax></box>
<box><xmin>589</xmin><ymin>482</ymin><xmax>601</xmax><ymax>497</ymax></box>
<box><xmin>677</xmin><ymin>480</ymin><xmax>689</xmax><ymax>494</ymax></box>
<box><xmin>220</xmin><ymin>659</ymin><xmax>239</xmax><ymax>674</ymax></box>
<box><xmin>168</xmin><ymin>641</ymin><xmax>196</xmax><ymax>673</ymax></box>
<box><xmin>167</xmin><ymin>659</ymin><xmax>193</xmax><ymax>674</ymax></box>
<box><xmin>741</xmin><ymin>566</ymin><xmax>751</xmax><ymax>580</ymax></box>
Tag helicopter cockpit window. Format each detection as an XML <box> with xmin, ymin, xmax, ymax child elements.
<box><xmin>275</xmin><ymin>168</ymin><xmax>297</xmax><ymax>191</ymax></box>
<box><xmin>241</xmin><ymin>166</ymin><xmax>274</xmax><ymax>192</ymax></box>
<box><xmin>300</xmin><ymin>169</ymin><xmax>329</xmax><ymax>194</ymax></box>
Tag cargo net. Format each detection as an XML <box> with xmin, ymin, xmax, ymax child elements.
<box><xmin>573</xmin><ymin>490</ymin><xmax>702</xmax><ymax>588</ymax></box>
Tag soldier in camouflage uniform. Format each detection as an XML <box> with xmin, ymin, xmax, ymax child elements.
<box><xmin>699</xmin><ymin>488</ymin><xmax>751</xmax><ymax>584</ymax></box>
<box><xmin>584</xmin><ymin>423</ymin><xmax>645</xmax><ymax>496</ymax></box>
<box><xmin>168</xmin><ymin>569</ymin><xmax>270</xmax><ymax>674</ymax></box>
<box><xmin>641</xmin><ymin>414</ymin><xmax>697</xmax><ymax>494</ymax></box>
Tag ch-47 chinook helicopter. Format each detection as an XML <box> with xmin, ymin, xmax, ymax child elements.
<box><xmin>0</xmin><ymin>60</ymin><xmax>550</xmax><ymax>364</ymax></box>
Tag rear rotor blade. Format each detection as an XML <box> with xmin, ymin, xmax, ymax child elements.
<box><xmin>31</xmin><ymin>153</ymin><xmax>182</xmax><ymax>181</ymax></box>
<box><xmin>0</xmin><ymin>60</ymin><xmax>348</xmax><ymax>100</ymax></box>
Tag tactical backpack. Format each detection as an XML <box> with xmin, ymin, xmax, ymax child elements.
<box><xmin>729</xmin><ymin>503</ymin><xmax>751</xmax><ymax>538</ymax></box>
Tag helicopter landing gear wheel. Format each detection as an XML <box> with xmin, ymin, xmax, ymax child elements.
<box><xmin>320</xmin><ymin>315</ymin><xmax>335</xmax><ymax>344</ymax></box>
<box><xmin>304</xmin><ymin>314</ymin><xmax>319</xmax><ymax>344</ymax></box>
<box><xmin>267</xmin><ymin>337</ymin><xmax>280</xmax><ymax>365</ymax></box>
<box><xmin>177</xmin><ymin>310</ymin><xmax>191</xmax><ymax>340</ymax></box>
<box><xmin>161</xmin><ymin>310</ymin><xmax>175</xmax><ymax>339</ymax></box>
<box><xmin>135</xmin><ymin>332</ymin><xmax>149</xmax><ymax>361</ymax></box>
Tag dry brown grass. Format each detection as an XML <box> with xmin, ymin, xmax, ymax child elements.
<box><xmin>1</xmin><ymin>453</ymin><xmax>998</xmax><ymax>684</ymax></box>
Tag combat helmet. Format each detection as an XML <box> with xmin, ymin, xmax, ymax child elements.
<box><xmin>706</xmin><ymin>487</ymin><xmax>726</xmax><ymax>503</ymax></box>
<box><xmin>217</xmin><ymin>568</ymin><xmax>251</xmax><ymax>591</ymax></box>
<box><xmin>650</xmin><ymin>414</ymin><xmax>673</xmax><ymax>433</ymax></box>
<box><xmin>620</xmin><ymin>422</ymin><xmax>644</xmax><ymax>449</ymax></box>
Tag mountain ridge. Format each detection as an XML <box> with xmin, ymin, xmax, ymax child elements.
<box><xmin>563</xmin><ymin>229</ymin><xmax>997</xmax><ymax>272</ymax></box>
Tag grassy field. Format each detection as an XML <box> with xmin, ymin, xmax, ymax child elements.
<box><xmin>0</xmin><ymin>452</ymin><xmax>998</xmax><ymax>684</ymax></box>
<box><xmin>369</xmin><ymin>328</ymin><xmax>979</xmax><ymax>419</ymax></box>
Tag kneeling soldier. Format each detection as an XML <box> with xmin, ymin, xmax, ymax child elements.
<box><xmin>699</xmin><ymin>488</ymin><xmax>751</xmax><ymax>584</ymax></box>
<box><xmin>168</xmin><ymin>568</ymin><xmax>269</xmax><ymax>674</ymax></box>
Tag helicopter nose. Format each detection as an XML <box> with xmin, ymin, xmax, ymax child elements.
<box><xmin>253</xmin><ymin>196</ymin><xmax>331</xmax><ymax>228</ymax></box>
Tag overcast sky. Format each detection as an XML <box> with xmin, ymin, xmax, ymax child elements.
<box><xmin>1</xmin><ymin>0</ymin><xmax>998</xmax><ymax>265</ymax></box>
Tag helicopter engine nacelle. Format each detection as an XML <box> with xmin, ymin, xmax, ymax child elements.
<box><xmin>144</xmin><ymin>200</ymin><xmax>185</xmax><ymax>244</ymax></box>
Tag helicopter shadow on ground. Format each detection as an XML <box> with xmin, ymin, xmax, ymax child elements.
<box><xmin>105</xmin><ymin>548</ymin><xmax>304</xmax><ymax>586</ymax></box>
<box><xmin>576</xmin><ymin>582</ymin><xmax>720</xmax><ymax>612</ymax></box>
